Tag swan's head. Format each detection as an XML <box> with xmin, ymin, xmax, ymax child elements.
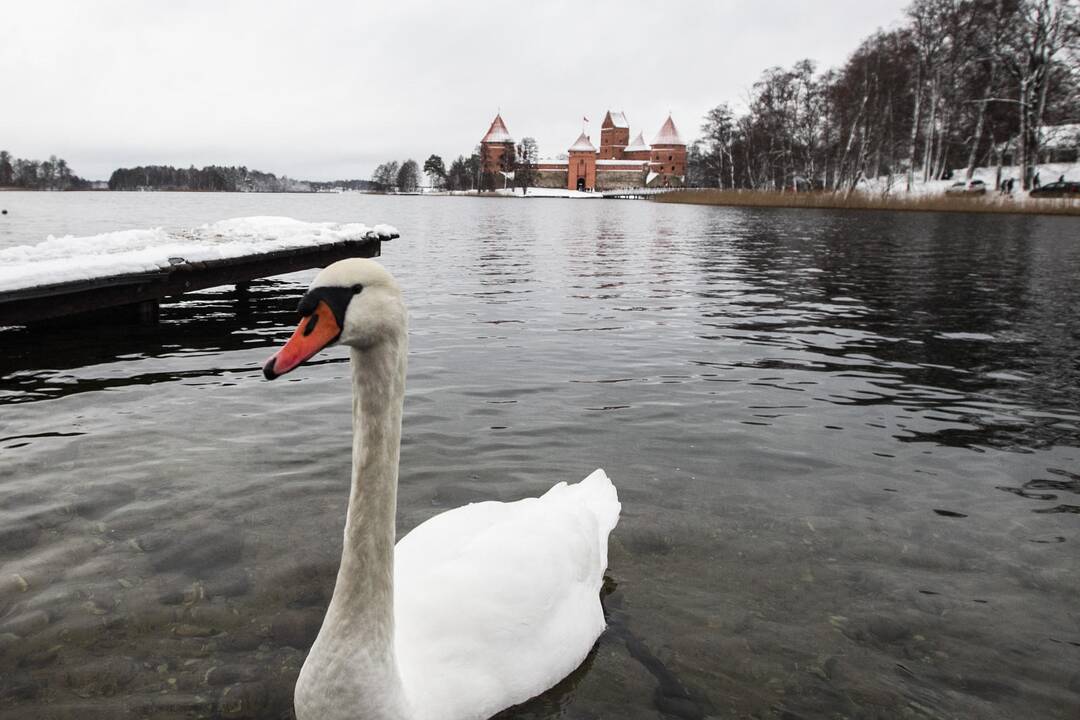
<box><xmin>262</xmin><ymin>258</ymin><xmax>404</xmax><ymax>380</ymax></box>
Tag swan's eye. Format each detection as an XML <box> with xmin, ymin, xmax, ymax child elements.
<box><xmin>352</xmin><ymin>284</ymin><xmax>363</xmax><ymax>295</ymax></box>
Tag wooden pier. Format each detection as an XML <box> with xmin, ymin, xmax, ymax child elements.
<box><xmin>0</xmin><ymin>234</ymin><xmax>390</xmax><ymax>327</ymax></box>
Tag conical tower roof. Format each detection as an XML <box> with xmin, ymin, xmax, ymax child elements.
<box><xmin>602</xmin><ymin>110</ymin><xmax>629</xmax><ymax>129</ymax></box>
<box><xmin>481</xmin><ymin>114</ymin><xmax>514</xmax><ymax>144</ymax></box>
<box><xmin>651</xmin><ymin>115</ymin><xmax>684</xmax><ymax>146</ymax></box>
<box><xmin>569</xmin><ymin>132</ymin><xmax>597</xmax><ymax>153</ymax></box>
<box><xmin>625</xmin><ymin>131</ymin><xmax>650</xmax><ymax>152</ymax></box>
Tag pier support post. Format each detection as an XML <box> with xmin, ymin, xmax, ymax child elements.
<box><xmin>134</xmin><ymin>299</ymin><xmax>160</xmax><ymax>325</ymax></box>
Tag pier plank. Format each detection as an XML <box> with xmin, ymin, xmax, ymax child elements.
<box><xmin>0</xmin><ymin>237</ymin><xmax>382</xmax><ymax>327</ymax></box>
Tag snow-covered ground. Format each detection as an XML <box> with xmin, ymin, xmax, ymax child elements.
<box><xmin>0</xmin><ymin>216</ymin><xmax>398</xmax><ymax>294</ymax></box>
<box><xmin>859</xmin><ymin>162</ymin><xmax>1078</xmax><ymax>197</ymax></box>
<box><xmin>494</xmin><ymin>187</ymin><xmax>603</xmax><ymax>199</ymax></box>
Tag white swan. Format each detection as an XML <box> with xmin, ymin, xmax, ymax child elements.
<box><xmin>262</xmin><ymin>258</ymin><xmax>621</xmax><ymax>720</ymax></box>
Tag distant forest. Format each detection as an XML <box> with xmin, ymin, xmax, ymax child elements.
<box><xmin>107</xmin><ymin>165</ymin><xmax>375</xmax><ymax>193</ymax></box>
<box><xmin>0</xmin><ymin>151</ymin><xmax>90</xmax><ymax>190</ymax></box>
<box><xmin>687</xmin><ymin>0</ymin><xmax>1079</xmax><ymax>192</ymax></box>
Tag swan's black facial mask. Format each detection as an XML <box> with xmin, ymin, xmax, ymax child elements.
<box><xmin>297</xmin><ymin>285</ymin><xmax>357</xmax><ymax>331</ymax></box>
<box><xmin>263</xmin><ymin>284</ymin><xmax>362</xmax><ymax>380</ymax></box>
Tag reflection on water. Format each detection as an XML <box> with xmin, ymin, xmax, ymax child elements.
<box><xmin>1</xmin><ymin>192</ymin><xmax>1078</xmax><ymax>718</ymax></box>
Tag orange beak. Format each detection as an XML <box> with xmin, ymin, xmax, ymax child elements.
<box><xmin>263</xmin><ymin>300</ymin><xmax>342</xmax><ymax>379</ymax></box>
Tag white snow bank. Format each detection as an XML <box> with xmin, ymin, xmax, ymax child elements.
<box><xmin>495</xmin><ymin>187</ymin><xmax>603</xmax><ymax>199</ymax></box>
<box><xmin>858</xmin><ymin>161</ymin><xmax>1078</xmax><ymax>198</ymax></box>
<box><xmin>0</xmin><ymin>216</ymin><xmax>398</xmax><ymax>294</ymax></box>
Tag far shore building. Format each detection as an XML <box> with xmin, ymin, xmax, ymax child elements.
<box><xmin>997</xmin><ymin>123</ymin><xmax>1080</xmax><ymax>165</ymax></box>
<box><xmin>479</xmin><ymin>110</ymin><xmax>687</xmax><ymax>192</ymax></box>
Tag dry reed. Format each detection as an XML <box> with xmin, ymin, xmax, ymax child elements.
<box><xmin>653</xmin><ymin>189</ymin><xmax>1080</xmax><ymax>216</ymax></box>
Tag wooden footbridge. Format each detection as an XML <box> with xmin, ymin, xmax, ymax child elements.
<box><xmin>0</xmin><ymin>230</ymin><xmax>393</xmax><ymax>328</ymax></box>
<box><xmin>599</xmin><ymin>187</ymin><xmax>681</xmax><ymax>200</ymax></box>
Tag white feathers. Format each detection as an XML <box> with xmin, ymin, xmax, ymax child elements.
<box><xmin>394</xmin><ymin>469</ymin><xmax>620</xmax><ymax>720</ymax></box>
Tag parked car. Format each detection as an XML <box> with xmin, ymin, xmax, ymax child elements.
<box><xmin>945</xmin><ymin>179</ymin><xmax>987</xmax><ymax>195</ymax></box>
<box><xmin>1030</xmin><ymin>181</ymin><xmax>1080</xmax><ymax>198</ymax></box>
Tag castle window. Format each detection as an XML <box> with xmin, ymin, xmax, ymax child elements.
<box><xmin>668</xmin><ymin>155</ymin><xmax>673</xmax><ymax>161</ymax></box>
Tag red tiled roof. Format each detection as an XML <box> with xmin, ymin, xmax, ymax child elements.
<box><xmin>481</xmin><ymin>114</ymin><xmax>514</xmax><ymax>144</ymax></box>
<box><xmin>651</xmin><ymin>115</ymin><xmax>685</xmax><ymax>146</ymax></box>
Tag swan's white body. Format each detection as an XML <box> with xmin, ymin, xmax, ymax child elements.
<box><xmin>269</xmin><ymin>259</ymin><xmax>620</xmax><ymax>720</ymax></box>
<box><xmin>394</xmin><ymin>469</ymin><xmax>618</xmax><ymax>720</ymax></box>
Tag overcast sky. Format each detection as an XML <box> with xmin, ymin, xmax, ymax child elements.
<box><xmin>2</xmin><ymin>1</ymin><xmax>911</xmax><ymax>181</ymax></box>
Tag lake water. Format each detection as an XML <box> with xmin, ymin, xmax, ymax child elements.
<box><xmin>0</xmin><ymin>192</ymin><xmax>1078</xmax><ymax>719</ymax></box>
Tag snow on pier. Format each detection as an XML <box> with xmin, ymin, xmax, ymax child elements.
<box><xmin>0</xmin><ymin>216</ymin><xmax>397</xmax><ymax>326</ymax></box>
<box><xmin>0</xmin><ymin>216</ymin><xmax>397</xmax><ymax>294</ymax></box>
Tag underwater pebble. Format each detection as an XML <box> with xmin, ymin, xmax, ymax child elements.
<box><xmin>270</xmin><ymin>610</ymin><xmax>322</xmax><ymax>649</ymax></box>
<box><xmin>0</xmin><ymin>632</ymin><xmax>21</xmax><ymax>655</ymax></box>
<box><xmin>64</xmin><ymin>656</ymin><xmax>138</xmax><ymax>697</ymax></box>
<box><xmin>0</xmin><ymin>522</ymin><xmax>41</xmax><ymax>552</ymax></box>
<box><xmin>205</xmin><ymin>572</ymin><xmax>251</xmax><ymax>599</ymax></box>
<box><xmin>0</xmin><ymin>609</ymin><xmax>50</xmax><ymax>637</ymax></box>
<box><xmin>174</xmin><ymin>623</ymin><xmax>218</xmax><ymax>638</ymax></box>
<box><xmin>23</xmin><ymin>643</ymin><xmax>62</xmax><ymax>667</ymax></box>
<box><xmin>220</xmin><ymin>630</ymin><xmax>263</xmax><ymax>652</ymax></box>
<box><xmin>151</xmin><ymin>527</ymin><xmax>245</xmax><ymax>574</ymax></box>
<box><xmin>0</xmin><ymin>573</ymin><xmax>30</xmax><ymax>596</ymax></box>
<box><xmin>205</xmin><ymin>663</ymin><xmax>257</xmax><ymax>686</ymax></box>
<box><xmin>217</xmin><ymin>680</ymin><xmax>291</xmax><ymax>719</ymax></box>
<box><xmin>0</xmin><ymin>672</ymin><xmax>41</xmax><ymax>701</ymax></box>
<box><xmin>867</xmin><ymin>616</ymin><xmax>913</xmax><ymax>644</ymax></box>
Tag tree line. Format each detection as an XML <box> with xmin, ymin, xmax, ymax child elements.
<box><xmin>0</xmin><ymin>151</ymin><xmax>90</xmax><ymax>190</ymax></box>
<box><xmin>107</xmin><ymin>164</ymin><xmax>318</xmax><ymax>192</ymax></box>
<box><xmin>370</xmin><ymin>159</ymin><xmax>421</xmax><ymax>192</ymax></box>
<box><xmin>689</xmin><ymin>0</ymin><xmax>1079</xmax><ymax>193</ymax></box>
<box><xmin>377</xmin><ymin>137</ymin><xmax>540</xmax><ymax>193</ymax></box>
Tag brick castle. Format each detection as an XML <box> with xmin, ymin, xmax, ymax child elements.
<box><xmin>480</xmin><ymin>111</ymin><xmax>687</xmax><ymax>192</ymax></box>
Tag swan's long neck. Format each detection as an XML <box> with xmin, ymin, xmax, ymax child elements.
<box><xmin>336</xmin><ymin>336</ymin><xmax>407</xmax><ymax>634</ymax></box>
<box><xmin>297</xmin><ymin>332</ymin><xmax>411</xmax><ymax>720</ymax></box>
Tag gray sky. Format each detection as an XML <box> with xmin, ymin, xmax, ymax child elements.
<box><xmin>1</xmin><ymin>1</ymin><xmax>910</xmax><ymax>181</ymax></box>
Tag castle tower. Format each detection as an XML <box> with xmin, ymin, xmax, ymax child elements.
<box><xmin>649</xmin><ymin>115</ymin><xmax>686</xmax><ymax>186</ymax></box>
<box><xmin>567</xmin><ymin>132</ymin><xmax>597</xmax><ymax>191</ymax></box>
<box><xmin>479</xmin><ymin>114</ymin><xmax>515</xmax><ymax>190</ymax></box>
<box><xmin>599</xmin><ymin>111</ymin><xmax>630</xmax><ymax>160</ymax></box>
<box><xmin>623</xmin><ymin>131</ymin><xmax>651</xmax><ymax>161</ymax></box>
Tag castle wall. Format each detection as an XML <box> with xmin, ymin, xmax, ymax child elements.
<box><xmin>595</xmin><ymin>169</ymin><xmax>646</xmax><ymax>191</ymax></box>
<box><xmin>533</xmin><ymin>169</ymin><xmax>568</xmax><ymax>188</ymax></box>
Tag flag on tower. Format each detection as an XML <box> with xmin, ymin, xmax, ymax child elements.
<box><xmin>583</xmin><ymin>116</ymin><xmax>589</xmax><ymax>122</ymax></box>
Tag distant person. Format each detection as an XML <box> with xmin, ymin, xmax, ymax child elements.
<box><xmin>1033</xmin><ymin>172</ymin><xmax>1041</xmax><ymax>188</ymax></box>
<box><xmin>1059</xmin><ymin>174</ymin><xmax>1065</xmax><ymax>183</ymax></box>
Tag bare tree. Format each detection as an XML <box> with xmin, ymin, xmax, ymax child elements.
<box><xmin>1004</xmin><ymin>0</ymin><xmax>1077</xmax><ymax>189</ymax></box>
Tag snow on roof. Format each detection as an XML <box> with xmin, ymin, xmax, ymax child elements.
<box><xmin>481</xmin><ymin>114</ymin><xmax>514</xmax><ymax>144</ymax></box>
<box><xmin>0</xmin><ymin>217</ymin><xmax>398</xmax><ymax>294</ymax></box>
<box><xmin>569</xmin><ymin>132</ymin><xmax>597</xmax><ymax>152</ymax></box>
<box><xmin>596</xmin><ymin>159</ymin><xmax>648</xmax><ymax>166</ymax></box>
<box><xmin>625</xmin><ymin>132</ymin><xmax>650</xmax><ymax>152</ymax></box>
<box><xmin>603</xmin><ymin>110</ymin><xmax>629</xmax><ymax>129</ymax></box>
<box><xmin>651</xmin><ymin>115</ymin><xmax>685</xmax><ymax>146</ymax></box>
